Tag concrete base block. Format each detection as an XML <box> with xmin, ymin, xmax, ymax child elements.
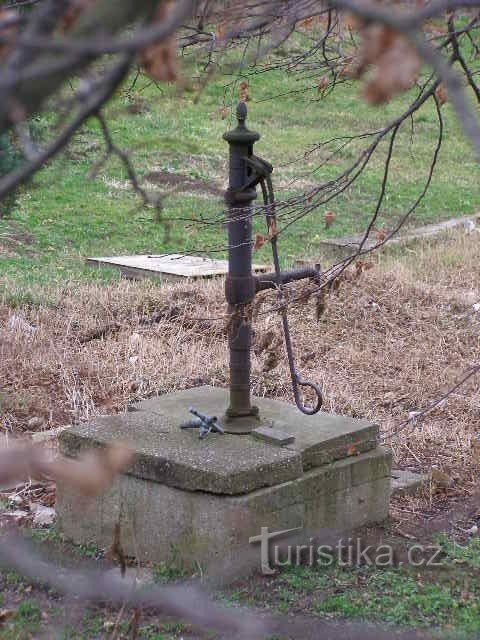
<box><xmin>56</xmin><ymin>386</ymin><xmax>392</xmax><ymax>582</ymax></box>
<box><xmin>56</xmin><ymin>447</ymin><xmax>391</xmax><ymax>582</ymax></box>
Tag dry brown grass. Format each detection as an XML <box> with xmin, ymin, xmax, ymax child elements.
<box><xmin>1</xmin><ymin>231</ymin><xmax>479</xmax><ymax>495</ymax></box>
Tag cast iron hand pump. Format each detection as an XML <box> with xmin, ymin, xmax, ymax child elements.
<box><xmin>222</xmin><ymin>102</ymin><xmax>322</xmax><ymax>434</ymax></box>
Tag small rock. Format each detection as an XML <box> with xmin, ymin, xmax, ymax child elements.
<box><xmin>462</xmin><ymin>219</ymin><xmax>476</xmax><ymax>234</ymax></box>
<box><xmin>32</xmin><ymin>505</ymin><xmax>56</xmax><ymax>527</ymax></box>
<box><xmin>27</xmin><ymin>416</ymin><xmax>44</xmax><ymax>430</ymax></box>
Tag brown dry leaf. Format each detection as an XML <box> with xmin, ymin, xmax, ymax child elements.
<box><xmin>317</xmin><ymin>76</ymin><xmax>329</xmax><ymax>92</ymax></box>
<box><xmin>375</xmin><ymin>229</ymin><xmax>387</xmax><ymax>242</ymax></box>
<box><xmin>435</xmin><ymin>83</ymin><xmax>448</xmax><ymax>106</ymax></box>
<box><xmin>219</xmin><ymin>106</ymin><xmax>228</xmax><ymax>120</ymax></box>
<box><xmin>106</xmin><ymin>522</ymin><xmax>126</xmax><ymax>577</ymax></box>
<box><xmin>238</xmin><ymin>80</ymin><xmax>250</xmax><ymax>102</ymax></box>
<box><xmin>60</xmin><ymin>0</ymin><xmax>97</xmax><ymax>32</ymax></box>
<box><xmin>351</xmin><ymin>23</ymin><xmax>420</xmax><ymax>105</ymax></box>
<box><xmin>267</xmin><ymin>218</ymin><xmax>277</xmax><ymax>238</ymax></box>
<box><xmin>0</xmin><ymin>9</ymin><xmax>18</xmax><ymax>61</ymax></box>
<box><xmin>253</xmin><ymin>233</ymin><xmax>268</xmax><ymax>251</ymax></box>
<box><xmin>139</xmin><ymin>1</ymin><xmax>178</xmax><ymax>83</ymax></box>
<box><xmin>324</xmin><ymin>211</ymin><xmax>335</xmax><ymax>228</ymax></box>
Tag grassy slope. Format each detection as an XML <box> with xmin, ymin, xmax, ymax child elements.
<box><xmin>1</xmin><ymin>35</ymin><xmax>479</xmax><ymax>296</ymax></box>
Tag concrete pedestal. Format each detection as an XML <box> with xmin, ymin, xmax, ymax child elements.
<box><xmin>56</xmin><ymin>386</ymin><xmax>391</xmax><ymax>581</ymax></box>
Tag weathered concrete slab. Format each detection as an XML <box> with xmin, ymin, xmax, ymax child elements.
<box><xmin>60</xmin><ymin>411</ymin><xmax>303</xmax><ymax>496</ymax></box>
<box><xmin>56</xmin><ymin>447</ymin><xmax>392</xmax><ymax>581</ymax></box>
<box><xmin>59</xmin><ymin>386</ymin><xmax>378</xmax><ymax>495</ymax></box>
<box><xmin>134</xmin><ymin>386</ymin><xmax>378</xmax><ymax>470</ymax></box>
<box><xmin>296</xmin><ymin>215</ymin><xmax>480</xmax><ymax>263</ymax></box>
<box><xmin>86</xmin><ymin>253</ymin><xmax>267</xmax><ymax>282</ymax></box>
<box><xmin>390</xmin><ymin>469</ymin><xmax>428</xmax><ymax>497</ymax></box>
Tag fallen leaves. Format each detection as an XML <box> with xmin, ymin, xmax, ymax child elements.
<box><xmin>0</xmin><ymin>480</ymin><xmax>56</xmax><ymax>529</ymax></box>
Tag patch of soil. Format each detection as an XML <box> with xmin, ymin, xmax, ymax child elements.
<box><xmin>0</xmin><ymin>221</ymin><xmax>36</xmax><ymax>257</ymax></box>
<box><xmin>145</xmin><ymin>170</ymin><xmax>224</xmax><ymax>197</ymax></box>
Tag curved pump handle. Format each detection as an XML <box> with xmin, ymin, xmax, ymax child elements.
<box><xmin>249</xmin><ymin>155</ymin><xmax>323</xmax><ymax>415</ymax></box>
<box><xmin>292</xmin><ymin>375</ymin><xmax>323</xmax><ymax>415</ymax></box>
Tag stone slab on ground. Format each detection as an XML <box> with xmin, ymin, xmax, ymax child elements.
<box><xmin>296</xmin><ymin>215</ymin><xmax>480</xmax><ymax>263</ymax></box>
<box><xmin>86</xmin><ymin>253</ymin><xmax>267</xmax><ymax>282</ymax></box>
<box><xmin>390</xmin><ymin>468</ymin><xmax>428</xmax><ymax>496</ymax></box>
<box><xmin>56</xmin><ymin>446</ymin><xmax>392</xmax><ymax>581</ymax></box>
<box><xmin>59</xmin><ymin>386</ymin><xmax>378</xmax><ymax>495</ymax></box>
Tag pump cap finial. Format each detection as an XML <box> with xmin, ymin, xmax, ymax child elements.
<box><xmin>236</xmin><ymin>101</ymin><xmax>247</xmax><ymax>124</ymax></box>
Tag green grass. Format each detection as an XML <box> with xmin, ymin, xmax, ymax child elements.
<box><xmin>0</xmin><ymin>599</ymin><xmax>42</xmax><ymax>640</ymax></box>
<box><xmin>2</xmin><ymin>533</ymin><xmax>480</xmax><ymax>637</ymax></box>
<box><xmin>1</xmin><ymin>33</ymin><xmax>479</xmax><ymax>296</ymax></box>
<box><xmin>242</xmin><ymin>535</ymin><xmax>480</xmax><ymax>638</ymax></box>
